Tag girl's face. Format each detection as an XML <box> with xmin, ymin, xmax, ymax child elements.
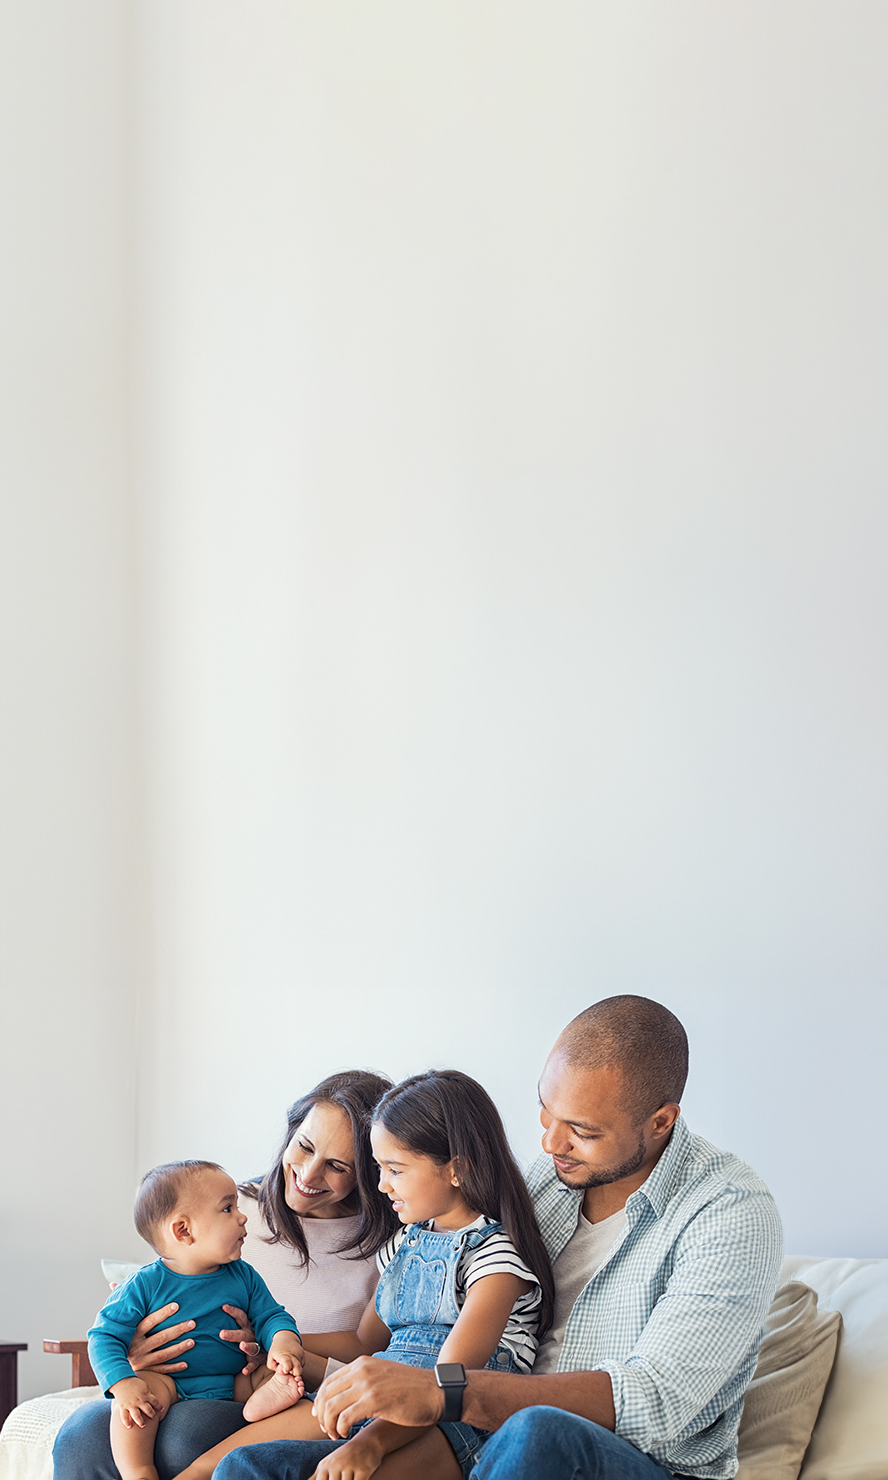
<box><xmin>370</xmin><ymin>1121</ymin><xmax>474</xmax><ymax>1232</ymax></box>
<box><xmin>281</xmin><ymin>1101</ymin><xmax>358</xmax><ymax>1219</ymax></box>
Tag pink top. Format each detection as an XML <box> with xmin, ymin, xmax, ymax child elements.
<box><xmin>239</xmin><ymin>1194</ymin><xmax>379</xmax><ymax>1335</ymax></box>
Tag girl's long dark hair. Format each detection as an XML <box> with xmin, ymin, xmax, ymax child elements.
<box><xmin>374</xmin><ymin>1070</ymin><xmax>554</xmax><ymax>1336</ymax></box>
<box><xmin>241</xmin><ymin>1070</ymin><xmax>398</xmax><ymax>1268</ymax></box>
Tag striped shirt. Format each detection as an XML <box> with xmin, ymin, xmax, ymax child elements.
<box><xmin>377</xmin><ymin>1216</ymin><xmax>542</xmax><ymax>1372</ymax></box>
<box><xmin>528</xmin><ymin>1115</ymin><xmax>783</xmax><ymax>1479</ymax></box>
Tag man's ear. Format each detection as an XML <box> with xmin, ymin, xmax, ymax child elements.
<box><xmin>168</xmin><ymin>1216</ymin><xmax>193</xmax><ymax>1246</ymax></box>
<box><xmin>649</xmin><ymin>1104</ymin><xmax>680</xmax><ymax>1141</ymax></box>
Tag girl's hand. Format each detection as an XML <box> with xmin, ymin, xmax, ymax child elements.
<box><xmin>310</xmin><ymin>1434</ymin><xmax>384</xmax><ymax>1480</ymax></box>
<box><xmin>220</xmin><ymin>1304</ymin><xmax>263</xmax><ymax>1376</ymax></box>
<box><xmin>111</xmin><ymin>1377</ymin><xmax>165</xmax><ymax>1429</ymax></box>
<box><xmin>127</xmin><ymin>1304</ymin><xmax>195</xmax><ymax>1375</ymax></box>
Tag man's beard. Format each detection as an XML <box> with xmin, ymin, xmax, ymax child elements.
<box><xmin>554</xmin><ymin>1130</ymin><xmax>647</xmax><ymax>1189</ymax></box>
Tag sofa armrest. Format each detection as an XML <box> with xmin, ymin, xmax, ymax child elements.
<box><xmin>43</xmin><ymin>1340</ymin><xmax>98</xmax><ymax>1388</ymax></box>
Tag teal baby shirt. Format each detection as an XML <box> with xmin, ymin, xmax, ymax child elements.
<box><xmin>88</xmin><ymin>1258</ymin><xmax>299</xmax><ymax>1400</ymax></box>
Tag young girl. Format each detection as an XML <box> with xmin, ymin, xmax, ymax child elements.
<box><xmin>174</xmin><ymin>1070</ymin><xmax>553</xmax><ymax>1480</ymax></box>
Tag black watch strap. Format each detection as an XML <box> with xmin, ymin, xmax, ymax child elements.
<box><xmin>434</xmin><ymin>1362</ymin><xmax>467</xmax><ymax>1422</ymax></box>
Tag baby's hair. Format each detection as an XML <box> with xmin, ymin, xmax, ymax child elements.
<box><xmin>135</xmin><ymin>1160</ymin><xmax>224</xmax><ymax>1253</ymax></box>
<box><xmin>373</xmin><ymin>1071</ymin><xmax>555</xmax><ymax>1336</ymax></box>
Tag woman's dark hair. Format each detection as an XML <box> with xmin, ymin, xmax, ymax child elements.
<box><xmin>373</xmin><ymin>1070</ymin><xmax>554</xmax><ymax>1336</ymax></box>
<box><xmin>241</xmin><ymin>1070</ymin><xmax>397</xmax><ymax>1267</ymax></box>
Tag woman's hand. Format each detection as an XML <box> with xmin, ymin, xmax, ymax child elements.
<box><xmin>127</xmin><ymin>1304</ymin><xmax>196</xmax><ymax>1375</ymax></box>
<box><xmin>220</xmin><ymin>1304</ymin><xmax>263</xmax><ymax>1377</ymax></box>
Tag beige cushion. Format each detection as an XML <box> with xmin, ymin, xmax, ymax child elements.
<box><xmin>785</xmin><ymin>1256</ymin><xmax>888</xmax><ymax>1480</ymax></box>
<box><xmin>736</xmin><ymin>1281</ymin><xmax>841</xmax><ymax>1480</ymax></box>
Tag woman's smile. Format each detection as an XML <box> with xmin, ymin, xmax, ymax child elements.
<box><xmin>291</xmin><ymin>1170</ymin><xmax>326</xmax><ymax>1198</ymax></box>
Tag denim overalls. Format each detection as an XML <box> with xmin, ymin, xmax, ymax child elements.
<box><xmin>372</xmin><ymin>1220</ymin><xmax>521</xmax><ymax>1476</ymax></box>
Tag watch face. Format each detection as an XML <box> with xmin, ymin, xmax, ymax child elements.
<box><xmin>436</xmin><ymin>1363</ymin><xmax>467</xmax><ymax>1386</ymax></box>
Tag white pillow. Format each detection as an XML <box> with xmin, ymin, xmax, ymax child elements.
<box><xmin>786</xmin><ymin>1257</ymin><xmax>888</xmax><ymax>1480</ymax></box>
<box><xmin>736</xmin><ymin>1281</ymin><xmax>841</xmax><ymax>1480</ymax></box>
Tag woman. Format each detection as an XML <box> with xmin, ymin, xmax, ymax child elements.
<box><xmin>52</xmin><ymin>1070</ymin><xmax>397</xmax><ymax>1480</ymax></box>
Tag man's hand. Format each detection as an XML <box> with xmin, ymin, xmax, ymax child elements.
<box><xmin>110</xmin><ymin>1376</ymin><xmax>166</xmax><ymax>1429</ymax></box>
<box><xmin>220</xmin><ymin>1304</ymin><xmax>263</xmax><ymax>1376</ymax></box>
<box><xmin>127</xmin><ymin>1304</ymin><xmax>196</xmax><ymax>1375</ymax></box>
<box><xmin>313</xmin><ymin>1357</ymin><xmax>442</xmax><ymax>1439</ymax></box>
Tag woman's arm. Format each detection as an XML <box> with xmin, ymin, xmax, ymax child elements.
<box><xmin>302</xmin><ymin>1290</ymin><xmax>392</xmax><ymax>1367</ymax></box>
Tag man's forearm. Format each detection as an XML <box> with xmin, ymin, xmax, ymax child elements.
<box><xmin>311</xmin><ymin>1354</ymin><xmax>616</xmax><ymax>1441</ymax></box>
<box><xmin>461</xmin><ymin>1368</ymin><xmax>616</xmax><ymax>1433</ymax></box>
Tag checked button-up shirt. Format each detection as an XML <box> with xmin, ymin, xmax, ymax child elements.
<box><xmin>528</xmin><ymin>1115</ymin><xmax>783</xmax><ymax>1478</ymax></box>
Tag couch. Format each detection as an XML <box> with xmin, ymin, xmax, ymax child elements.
<box><xmin>1</xmin><ymin>1255</ymin><xmax>886</xmax><ymax>1480</ymax></box>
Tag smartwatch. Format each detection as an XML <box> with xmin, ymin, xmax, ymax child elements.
<box><xmin>434</xmin><ymin>1362</ymin><xmax>468</xmax><ymax>1422</ymax></box>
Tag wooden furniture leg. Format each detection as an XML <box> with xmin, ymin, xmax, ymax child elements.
<box><xmin>42</xmin><ymin>1340</ymin><xmax>98</xmax><ymax>1388</ymax></box>
<box><xmin>0</xmin><ymin>1343</ymin><xmax>28</xmax><ymax>1427</ymax></box>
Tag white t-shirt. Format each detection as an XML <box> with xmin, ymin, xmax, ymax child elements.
<box><xmin>533</xmin><ymin>1205</ymin><xmax>628</xmax><ymax>1374</ymax></box>
<box><xmin>377</xmin><ymin>1216</ymin><xmax>542</xmax><ymax>1373</ymax></box>
<box><xmin>240</xmin><ymin>1195</ymin><xmax>379</xmax><ymax>1334</ymax></box>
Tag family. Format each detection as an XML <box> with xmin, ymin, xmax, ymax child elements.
<box><xmin>54</xmin><ymin>996</ymin><xmax>783</xmax><ymax>1480</ymax></box>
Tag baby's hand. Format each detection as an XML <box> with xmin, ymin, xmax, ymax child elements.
<box><xmin>110</xmin><ymin>1377</ymin><xmax>165</xmax><ymax>1429</ymax></box>
<box><xmin>311</xmin><ymin>1434</ymin><xmax>384</xmax><ymax>1480</ymax></box>
<box><xmin>268</xmin><ymin>1331</ymin><xmax>305</xmax><ymax>1384</ymax></box>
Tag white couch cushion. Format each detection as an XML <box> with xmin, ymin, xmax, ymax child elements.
<box><xmin>736</xmin><ymin>1281</ymin><xmax>841</xmax><ymax>1480</ymax></box>
<box><xmin>0</xmin><ymin>1388</ymin><xmax>102</xmax><ymax>1480</ymax></box>
<box><xmin>785</xmin><ymin>1256</ymin><xmax>888</xmax><ymax>1480</ymax></box>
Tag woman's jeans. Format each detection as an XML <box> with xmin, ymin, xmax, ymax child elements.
<box><xmin>210</xmin><ymin>1409</ymin><xmax>681</xmax><ymax>1480</ymax></box>
<box><xmin>52</xmin><ymin>1397</ymin><xmax>247</xmax><ymax>1480</ymax></box>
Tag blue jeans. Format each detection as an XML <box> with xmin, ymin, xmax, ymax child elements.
<box><xmin>474</xmin><ymin>1407</ymin><xmax>680</xmax><ymax>1479</ymax></box>
<box><xmin>52</xmin><ymin>1396</ymin><xmax>247</xmax><ymax>1480</ymax></box>
<box><xmin>212</xmin><ymin>1409</ymin><xmax>681</xmax><ymax>1480</ymax></box>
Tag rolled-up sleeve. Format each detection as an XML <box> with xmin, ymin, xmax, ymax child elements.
<box><xmin>596</xmin><ymin>1185</ymin><xmax>784</xmax><ymax>1452</ymax></box>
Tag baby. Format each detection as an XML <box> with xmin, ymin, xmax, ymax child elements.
<box><xmin>87</xmin><ymin>1160</ymin><xmax>305</xmax><ymax>1480</ymax></box>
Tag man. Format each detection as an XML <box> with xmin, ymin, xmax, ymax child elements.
<box><xmin>216</xmin><ymin>996</ymin><xmax>783</xmax><ymax>1480</ymax></box>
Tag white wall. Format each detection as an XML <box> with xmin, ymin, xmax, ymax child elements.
<box><xmin>134</xmin><ymin>3</ymin><xmax>887</xmax><ymax>1258</ymax></box>
<box><xmin>0</xmin><ymin>1</ymin><xmax>145</xmax><ymax>1400</ymax></box>
<box><xmin>2</xmin><ymin>0</ymin><xmax>886</xmax><ymax>1402</ymax></box>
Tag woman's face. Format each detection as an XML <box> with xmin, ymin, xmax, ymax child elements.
<box><xmin>281</xmin><ymin>1101</ymin><xmax>358</xmax><ymax>1219</ymax></box>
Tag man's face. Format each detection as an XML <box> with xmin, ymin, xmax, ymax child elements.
<box><xmin>538</xmin><ymin>1052</ymin><xmax>654</xmax><ymax>1190</ymax></box>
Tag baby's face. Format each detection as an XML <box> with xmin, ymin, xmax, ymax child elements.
<box><xmin>181</xmin><ymin>1169</ymin><xmax>248</xmax><ymax>1269</ymax></box>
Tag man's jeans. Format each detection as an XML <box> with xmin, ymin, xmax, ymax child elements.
<box><xmin>211</xmin><ymin>1408</ymin><xmax>681</xmax><ymax>1480</ymax></box>
<box><xmin>474</xmin><ymin>1407</ymin><xmax>680</xmax><ymax>1479</ymax></box>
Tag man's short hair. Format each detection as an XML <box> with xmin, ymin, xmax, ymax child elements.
<box><xmin>558</xmin><ymin>996</ymin><xmax>689</xmax><ymax>1122</ymax></box>
<box><xmin>134</xmin><ymin>1160</ymin><xmax>223</xmax><ymax>1252</ymax></box>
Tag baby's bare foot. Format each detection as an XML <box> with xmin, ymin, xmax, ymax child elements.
<box><xmin>243</xmin><ymin>1371</ymin><xmax>305</xmax><ymax>1421</ymax></box>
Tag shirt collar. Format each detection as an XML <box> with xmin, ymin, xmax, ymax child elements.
<box><xmin>627</xmin><ymin>1112</ymin><xmax>691</xmax><ymax>1219</ymax></box>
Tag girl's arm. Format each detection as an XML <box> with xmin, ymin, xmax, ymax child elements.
<box><xmin>438</xmin><ymin>1271</ymin><xmax>532</xmax><ymax>1368</ymax></box>
<box><xmin>312</xmin><ymin>1273</ymin><xmax>534</xmax><ymax>1480</ymax></box>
